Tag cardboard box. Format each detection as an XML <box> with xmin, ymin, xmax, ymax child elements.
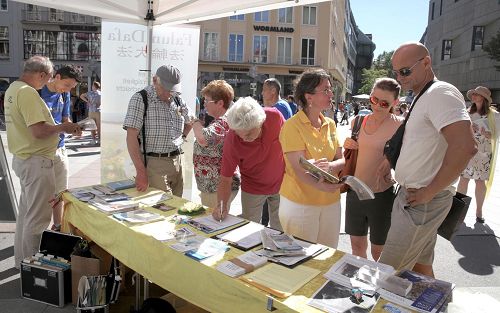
<box><xmin>21</xmin><ymin>230</ymin><xmax>82</xmax><ymax>307</ymax></box>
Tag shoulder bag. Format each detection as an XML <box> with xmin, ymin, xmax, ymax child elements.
<box><xmin>339</xmin><ymin>115</ymin><xmax>366</xmax><ymax>193</ymax></box>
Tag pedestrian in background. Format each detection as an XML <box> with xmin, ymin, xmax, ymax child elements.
<box><xmin>80</xmin><ymin>81</ymin><xmax>101</xmax><ymax>145</ymax></box>
<box><xmin>457</xmin><ymin>86</ymin><xmax>500</xmax><ymax>224</ymax></box>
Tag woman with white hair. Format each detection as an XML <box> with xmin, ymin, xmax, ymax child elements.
<box><xmin>213</xmin><ymin>97</ymin><xmax>285</xmax><ymax>230</ymax></box>
<box><xmin>457</xmin><ymin>86</ymin><xmax>500</xmax><ymax>224</ymax></box>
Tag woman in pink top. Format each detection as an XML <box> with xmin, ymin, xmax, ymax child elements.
<box><xmin>343</xmin><ymin>78</ymin><xmax>404</xmax><ymax>261</ymax></box>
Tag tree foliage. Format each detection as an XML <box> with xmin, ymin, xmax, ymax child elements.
<box><xmin>358</xmin><ymin>50</ymin><xmax>395</xmax><ymax>94</ymax></box>
<box><xmin>484</xmin><ymin>30</ymin><xmax>500</xmax><ymax>71</ymax></box>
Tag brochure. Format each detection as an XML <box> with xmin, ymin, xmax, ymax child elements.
<box><xmin>106</xmin><ymin>179</ymin><xmax>136</xmax><ymax>191</ymax></box>
<box><xmin>112</xmin><ymin>209</ymin><xmax>164</xmax><ymax>224</ymax></box>
<box><xmin>254</xmin><ymin>238</ymin><xmax>328</xmax><ymax>268</ymax></box>
<box><xmin>324</xmin><ymin>254</ymin><xmax>395</xmax><ymax>288</ymax></box>
<box><xmin>169</xmin><ymin>235</ymin><xmax>208</xmax><ymax>252</ymax></box>
<box><xmin>260</xmin><ymin>230</ymin><xmax>306</xmax><ymax>257</ymax></box>
<box><xmin>184</xmin><ymin>238</ymin><xmax>229</xmax><ymax>261</ymax></box>
<box><xmin>216</xmin><ymin>251</ymin><xmax>268</xmax><ymax>277</ymax></box>
<box><xmin>88</xmin><ymin>198</ymin><xmax>138</xmax><ymax>214</ymax></box>
<box><xmin>187</xmin><ymin>214</ymin><xmax>246</xmax><ymax>234</ymax></box>
<box><xmin>299</xmin><ymin>156</ymin><xmax>375</xmax><ymax>200</ymax></box>
<box><xmin>269</xmin><ymin>233</ymin><xmax>303</xmax><ymax>251</ymax></box>
<box><xmin>377</xmin><ymin>270</ymin><xmax>454</xmax><ymax>313</ymax></box>
<box><xmin>308</xmin><ymin>280</ymin><xmax>379</xmax><ymax>313</ymax></box>
<box><xmin>215</xmin><ymin>222</ymin><xmax>281</xmax><ymax>250</ymax></box>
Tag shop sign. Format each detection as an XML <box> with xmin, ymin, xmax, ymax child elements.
<box><xmin>253</xmin><ymin>25</ymin><xmax>294</xmax><ymax>33</ymax></box>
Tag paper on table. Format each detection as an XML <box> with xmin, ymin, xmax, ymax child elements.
<box><xmin>240</xmin><ymin>263</ymin><xmax>320</xmax><ymax>298</ymax></box>
<box><xmin>169</xmin><ymin>235</ymin><xmax>207</xmax><ymax>252</ymax></box>
<box><xmin>188</xmin><ymin>214</ymin><xmax>246</xmax><ymax>233</ymax></box>
<box><xmin>254</xmin><ymin>239</ymin><xmax>328</xmax><ymax>267</ymax></box>
<box><xmin>216</xmin><ymin>222</ymin><xmax>281</xmax><ymax>250</ymax></box>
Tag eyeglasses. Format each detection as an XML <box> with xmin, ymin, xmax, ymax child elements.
<box><xmin>204</xmin><ymin>99</ymin><xmax>216</xmax><ymax>105</ymax></box>
<box><xmin>392</xmin><ymin>57</ymin><xmax>425</xmax><ymax>77</ymax></box>
<box><xmin>370</xmin><ymin>96</ymin><xmax>391</xmax><ymax>108</ymax></box>
<box><xmin>313</xmin><ymin>88</ymin><xmax>334</xmax><ymax>96</ymax></box>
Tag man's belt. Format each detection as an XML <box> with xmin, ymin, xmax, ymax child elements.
<box><xmin>146</xmin><ymin>149</ymin><xmax>181</xmax><ymax>158</ymax></box>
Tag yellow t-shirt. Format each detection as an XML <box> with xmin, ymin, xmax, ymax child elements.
<box><xmin>279</xmin><ymin>110</ymin><xmax>341</xmax><ymax>205</ymax></box>
<box><xmin>4</xmin><ymin>81</ymin><xmax>59</xmax><ymax>160</ymax></box>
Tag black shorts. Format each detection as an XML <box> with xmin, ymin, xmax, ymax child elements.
<box><xmin>345</xmin><ymin>186</ymin><xmax>395</xmax><ymax>245</ymax></box>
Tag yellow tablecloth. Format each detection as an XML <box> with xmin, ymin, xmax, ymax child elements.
<box><xmin>62</xmin><ymin>188</ymin><xmax>345</xmax><ymax>313</ymax></box>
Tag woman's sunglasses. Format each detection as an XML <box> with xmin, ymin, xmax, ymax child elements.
<box><xmin>370</xmin><ymin>96</ymin><xmax>391</xmax><ymax>108</ymax></box>
<box><xmin>392</xmin><ymin>57</ymin><xmax>425</xmax><ymax>77</ymax></box>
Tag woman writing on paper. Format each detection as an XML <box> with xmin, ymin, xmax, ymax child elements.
<box><xmin>457</xmin><ymin>86</ymin><xmax>500</xmax><ymax>224</ymax></box>
<box><xmin>190</xmin><ymin>80</ymin><xmax>240</xmax><ymax>209</ymax></box>
<box><xmin>278</xmin><ymin>68</ymin><xmax>344</xmax><ymax>248</ymax></box>
<box><xmin>343</xmin><ymin>78</ymin><xmax>403</xmax><ymax>260</ymax></box>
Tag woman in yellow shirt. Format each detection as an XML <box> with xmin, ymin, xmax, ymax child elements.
<box><xmin>279</xmin><ymin>68</ymin><xmax>344</xmax><ymax>248</ymax></box>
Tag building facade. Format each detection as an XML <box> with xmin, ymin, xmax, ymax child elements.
<box><xmin>193</xmin><ymin>0</ymin><xmax>363</xmax><ymax>103</ymax></box>
<box><xmin>424</xmin><ymin>0</ymin><xmax>500</xmax><ymax>102</ymax></box>
<box><xmin>0</xmin><ymin>1</ymin><xmax>101</xmax><ymax>90</ymax></box>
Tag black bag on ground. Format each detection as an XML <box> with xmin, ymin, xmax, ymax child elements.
<box><xmin>438</xmin><ymin>192</ymin><xmax>472</xmax><ymax>240</ymax></box>
<box><xmin>137</xmin><ymin>298</ymin><xmax>176</xmax><ymax>313</ymax></box>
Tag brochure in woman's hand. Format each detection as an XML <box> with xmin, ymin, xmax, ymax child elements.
<box><xmin>298</xmin><ymin>156</ymin><xmax>375</xmax><ymax>200</ymax></box>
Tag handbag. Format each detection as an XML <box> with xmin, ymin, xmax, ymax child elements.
<box><xmin>437</xmin><ymin>192</ymin><xmax>472</xmax><ymax>240</ymax></box>
<box><xmin>384</xmin><ymin>80</ymin><xmax>436</xmax><ymax>169</ymax></box>
<box><xmin>339</xmin><ymin>115</ymin><xmax>365</xmax><ymax>193</ymax></box>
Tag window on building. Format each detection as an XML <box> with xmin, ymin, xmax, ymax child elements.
<box><xmin>94</xmin><ymin>16</ymin><xmax>101</xmax><ymax>23</ymax></box>
<box><xmin>24</xmin><ymin>30</ymin><xmax>101</xmax><ymax>61</ymax></box>
<box><xmin>49</xmin><ymin>8</ymin><xmax>64</xmax><ymax>22</ymax></box>
<box><xmin>278</xmin><ymin>7</ymin><xmax>293</xmax><ymax>24</ymax></box>
<box><xmin>0</xmin><ymin>26</ymin><xmax>9</xmax><ymax>59</ymax></box>
<box><xmin>26</xmin><ymin>4</ymin><xmax>41</xmax><ymax>21</ymax></box>
<box><xmin>302</xmin><ymin>6</ymin><xmax>317</xmax><ymax>25</ymax></box>
<box><xmin>254</xmin><ymin>11</ymin><xmax>269</xmax><ymax>22</ymax></box>
<box><xmin>71</xmin><ymin>13</ymin><xmax>86</xmax><ymax>23</ymax></box>
<box><xmin>441</xmin><ymin>40</ymin><xmax>452</xmax><ymax>60</ymax></box>
<box><xmin>203</xmin><ymin>32</ymin><xmax>219</xmax><ymax>61</ymax></box>
<box><xmin>431</xmin><ymin>2</ymin><xmax>435</xmax><ymax>20</ymax></box>
<box><xmin>301</xmin><ymin>38</ymin><xmax>315</xmax><ymax>65</ymax></box>
<box><xmin>229</xmin><ymin>14</ymin><xmax>244</xmax><ymax>21</ymax></box>
<box><xmin>228</xmin><ymin>34</ymin><xmax>244</xmax><ymax>62</ymax></box>
<box><xmin>471</xmin><ymin>26</ymin><xmax>485</xmax><ymax>51</ymax></box>
<box><xmin>253</xmin><ymin>35</ymin><xmax>268</xmax><ymax>63</ymax></box>
<box><xmin>277</xmin><ymin>37</ymin><xmax>292</xmax><ymax>64</ymax></box>
<box><xmin>439</xmin><ymin>0</ymin><xmax>443</xmax><ymax>15</ymax></box>
<box><xmin>1</xmin><ymin>0</ymin><xmax>7</xmax><ymax>11</ymax></box>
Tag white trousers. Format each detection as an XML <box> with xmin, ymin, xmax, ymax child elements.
<box><xmin>279</xmin><ymin>195</ymin><xmax>341</xmax><ymax>248</ymax></box>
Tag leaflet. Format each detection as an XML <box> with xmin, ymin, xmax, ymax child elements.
<box><xmin>215</xmin><ymin>222</ymin><xmax>281</xmax><ymax>250</ymax></box>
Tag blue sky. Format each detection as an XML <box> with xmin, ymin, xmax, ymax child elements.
<box><xmin>350</xmin><ymin>0</ymin><xmax>430</xmax><ymax>57</ymax></box>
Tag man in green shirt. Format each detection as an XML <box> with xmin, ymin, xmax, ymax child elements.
<box><xmin>4</xmin><ymin>56</ymin><xmax>81</xmax><ymax>267</ymax></box>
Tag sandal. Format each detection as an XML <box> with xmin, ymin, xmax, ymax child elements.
<box><xmin>476</xmin><ymin>217</ymin><xmax>485</xmax><ymax>224</ymax></box>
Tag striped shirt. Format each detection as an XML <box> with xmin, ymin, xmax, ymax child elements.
<box><xmin>123</xmin><ymin>85</ymin><xmax>193</xmax><ymax>153</ymax></box>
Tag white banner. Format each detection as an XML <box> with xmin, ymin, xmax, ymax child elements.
<box><xmin>100</xmin><ymin>21</ymin><xmax>200</xmax><ymax>191</ymax></box>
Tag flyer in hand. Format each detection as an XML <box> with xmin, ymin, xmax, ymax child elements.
<box><xmin>298</xmin><ymin>156</ymin><xmax>375</xmax><ymax>200</ymax></box>
<box><xmin>77</xmin><ymin>117</ymin><xmax>98</xmax><ymax>131</ymax></box>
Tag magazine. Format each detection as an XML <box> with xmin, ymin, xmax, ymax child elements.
<box><xmin>308</xmin><ymin>280</ymin><xmax>379</xmax><ymax>313</ymax></box>
<box><xmin>377</xmin><ymin>270</ymin><xmax>455</xmax><ymax>313</ymax></box>
<box><xmin>298</xmin><ymin>156</ymin><xmax>375</xmax><ymax>200</ymax></box>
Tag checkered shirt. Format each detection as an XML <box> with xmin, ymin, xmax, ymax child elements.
<box><xmin>123</xmin><ymin>85</ymin><xmax>193</xmax><ymax>153</ymax></box>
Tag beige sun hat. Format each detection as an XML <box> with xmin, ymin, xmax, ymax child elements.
<box><xmin>466</xmin><ymin>86</ymin><xmax>492</xmax><ymax>105</ymax></box>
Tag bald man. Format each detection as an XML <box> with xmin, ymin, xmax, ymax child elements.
<box><xmin>378</xmin><ymin>42</ymin><xmax>477</xmax><ymax>277</ymax></box>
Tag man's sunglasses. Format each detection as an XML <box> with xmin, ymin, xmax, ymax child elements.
<box><xmin>370</xmin><ymin>96</ymin><xmax>391</xmax><ymax>108</ymax></box>
<box><xmin>392</xmin><ymin>57</ymin><xmax>425</xmax><ymax>77</ymax></box>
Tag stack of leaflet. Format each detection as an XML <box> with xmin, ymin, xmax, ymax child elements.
<box><xmin>113</xmin><ymin>209</ymin><xmax>164</xmax><ymax>224</ymax></box>
<box><xmin>68</xmin><ymin>185</ymin><xmax>138</xmax><ymax>214</ymax></box>
<box><xmin>259</xmin><ymin>230</ymin><xmax>306</xmax><ymax>257</ymax></box>
<box><xmin>216</xmin><ymin>251</ymin><xmax>268</xmax><ymax>277</ymax></box>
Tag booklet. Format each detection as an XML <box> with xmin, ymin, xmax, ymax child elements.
<box><xmin>106</xmin><ymin>179</ymin><xmax>136</xmax><ymax>191</ymax></box>
<box><xmin>216</xmin><ymin>251</ymin><xmax>268</xmax><ymax>277</ymax></box>
<box><xmin>308</xmin><ymin>280</ymin><xmax>379</xmax><ymax>313</ymax></box>
<box><xmin>299</xmin><ymin>156</ymin><xmax>374</xmax><ymax>200</ymax></box>
<box><xmin>112</xmin><ymin>209</ymin><xmax>164</xmax><ymax>224</ymax></box>
<box><xmin>377</xmin><ymin>270</ymin><xmax>455</xmax><ymax>313</ymax></box>
<box><xmin>187</xmin><ymin>214</ymin><xmax>246</xmax><ymax>234</ymax></box>
<box><xmin>215</xmin><ymin>222</ymin><xmax>281</xmax><ymax>250</ymax></box>
<box><xmin>324</xmin><ymin>254</ymin><xmax>395</xmax><ymax>288</ymax></box>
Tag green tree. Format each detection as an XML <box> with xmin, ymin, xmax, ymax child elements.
<box><xmin>358</xmin><ymin>50</ymin><xmax>395</xmax><ymax>94</ymax></box>
<box><xmin>484</xmin><ymin>30</ymin><xmax>500</xmax><ymax>71</ymax></box>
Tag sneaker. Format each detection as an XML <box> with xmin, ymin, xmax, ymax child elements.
<box><xmin>476</xmin><ymin>217</ymin><xmax>485</xmax><ymax>224</ymax></box>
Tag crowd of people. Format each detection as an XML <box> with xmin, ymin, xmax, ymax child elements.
<box><xmin>5</xmin><ymin>41</ymin><xmax>499</xmax><ymax>277</ymax></box>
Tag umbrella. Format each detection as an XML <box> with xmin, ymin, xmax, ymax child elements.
<box><xmin>353</xmin><ymin>94</ymin><xmax>370</xmax><ymax>100</ymax></box>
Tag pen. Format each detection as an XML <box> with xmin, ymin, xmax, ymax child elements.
<box><xmin>219</xmin><ymin>200</ymin><xmax>223</xmax><ymax>223</ymax></box>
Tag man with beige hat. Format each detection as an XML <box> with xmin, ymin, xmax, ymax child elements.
<box><xmin>124</xmin><ymin>65</ymin><xmax>194</xmax><ymax>195</ymax></box>
<box><xmin>458</xmin><ymin>86</ymin><xmax>500</xmax><ymax>224</ymax></box>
